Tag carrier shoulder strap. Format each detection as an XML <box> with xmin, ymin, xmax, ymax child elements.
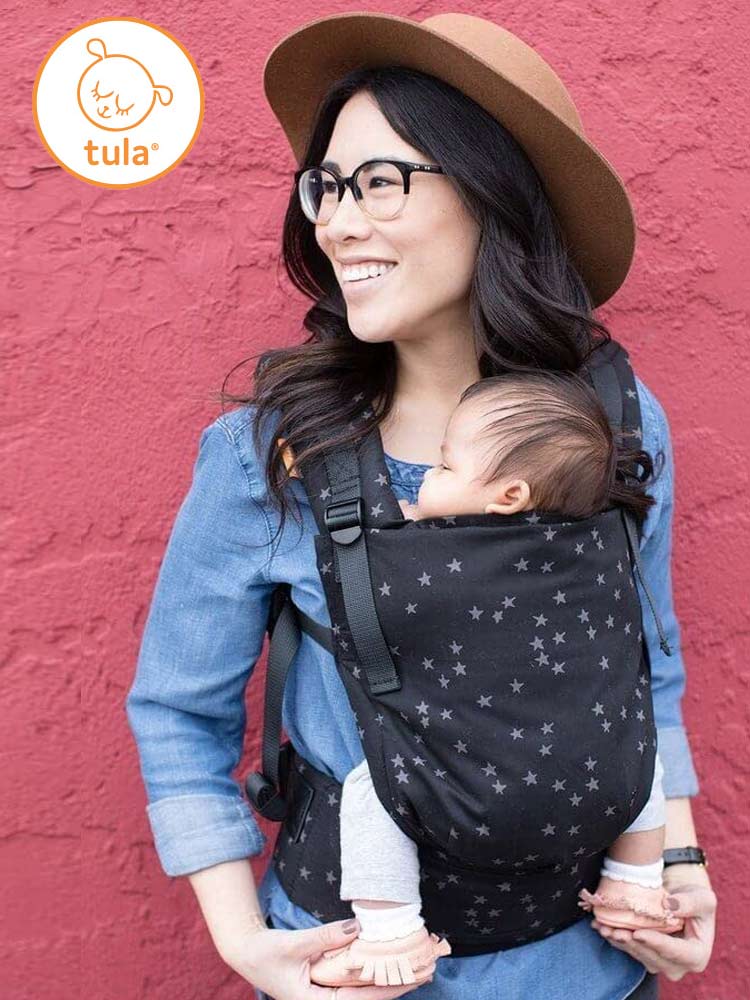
<box><xmin>581</xmin><ymin>339</ymin><xmax>672</xmax><ymax>657</ymax></box>
<box><xmin>253</xmin><ymin>349</ymin><xmax>402</xmax><ymax>694</ymax></box>
<box><xmin>320</xmin><ymin>445</ymin><xmax>402</xmax><ymax>695</ymax></box>
<box><xmin>245</xmin><ymin>359</ymin><xmax>400</xmax><ymax>818</ymax></box>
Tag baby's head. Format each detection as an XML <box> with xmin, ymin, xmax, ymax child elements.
<box><xmin>413</xmin><ymin>371</ymin><xmax>658</xmax><ymax>522</ymax></box>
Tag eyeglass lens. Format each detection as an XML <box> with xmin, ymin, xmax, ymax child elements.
<box><xmin>298</xmin><ymin>161</ymin><xmax>407</xmax><ymax>224</ymax></box>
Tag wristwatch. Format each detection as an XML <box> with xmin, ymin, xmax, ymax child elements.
<box><xmin>663</xmin><ymin>846</ymin><xmax>708</xmax><ymax>868</ymax></box>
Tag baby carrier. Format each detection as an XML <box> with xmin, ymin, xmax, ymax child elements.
<box><xmin>245</xmin><ymin>338</ymin><xmax>671</xmax><ymax>956</ymax></box>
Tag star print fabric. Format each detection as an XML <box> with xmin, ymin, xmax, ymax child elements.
<box><xmin>314</xmin><ymin>449</ymin><xmax>658</xmax><ymax>872</ymax></box>
<box><xmin>270</xmin><ymin>340</ymin><xmax>660</xmax><ymax>952</ymax></box>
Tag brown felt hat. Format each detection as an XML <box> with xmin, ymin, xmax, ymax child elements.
<box><xmin>263</xmin><ymin>11</ymin><xmax>637</xmax><ymax>307</ymax></box>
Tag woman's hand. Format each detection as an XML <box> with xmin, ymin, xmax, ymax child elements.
<box><xmin>223</xmin><ymin>916</ymin><xmax>434</xmax><ymax>1000</ymax></box>
<box><xmin>590</xmin><ymin>875</ymin><xmax>717</xmax><ymax>981</ymax></box>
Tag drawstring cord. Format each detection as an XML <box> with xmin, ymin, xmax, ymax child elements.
<box><xmin>622</xmin><ymin>510</ymin><xmax>673</xmax><ymax>657</ymax></box>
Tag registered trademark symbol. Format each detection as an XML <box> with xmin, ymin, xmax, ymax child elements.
<box><xmin>151</xmin><ymin>143</ymin><xmax>159</xmax><ymax>150</ymax></box>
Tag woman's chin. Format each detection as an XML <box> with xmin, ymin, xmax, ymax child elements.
<box><xmin>348</xmin><ymin>318</ymin><xmax>399</xmax><ymax>343</ymax></box>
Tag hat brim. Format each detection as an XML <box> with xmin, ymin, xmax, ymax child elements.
<box><xmin>263</xmin><ymin>12</ymin><xmax>636</xmax><ymax>307</ymax></box>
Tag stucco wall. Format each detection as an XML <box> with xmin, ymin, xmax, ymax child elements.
<box><xmin>4</xmin><ymin>2</ymin><xmax>746</xmax><ymax>997</ymax></box>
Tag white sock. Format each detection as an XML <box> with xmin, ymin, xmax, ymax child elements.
<box><xmin>351</xmin><ymin>900</ymin><xmax>425</xmax><ymax>942</ymax></box>
<box><xmin>601</xmin><ymin>855</ymin><xmax>664</xmax><ymax>889</ymax></box>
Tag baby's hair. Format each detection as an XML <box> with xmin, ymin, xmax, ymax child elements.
<box><xmin>458</xmin><ymin>371</ymin><xmax>663</xmax><ymax>523</ymax></box>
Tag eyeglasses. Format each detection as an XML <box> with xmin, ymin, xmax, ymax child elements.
<box><xmin>294</xmin><ymin>158</ymin><xmax>445</xmax><ymax>225</ymax></box>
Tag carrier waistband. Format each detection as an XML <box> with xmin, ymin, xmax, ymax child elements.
<box><xmin>269</xmin><ymin>742</ymin><xmax>606</xmax><ymax>957</ymax></box>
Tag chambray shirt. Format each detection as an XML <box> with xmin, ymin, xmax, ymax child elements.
<box><xmin>125</xmin><ymin>375</ymin><xmax>700</xmax><ymax>1000</ymax></box>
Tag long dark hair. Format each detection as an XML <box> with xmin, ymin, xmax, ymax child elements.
<box><xmin>216</xmin><ymin>65</ymin><xmax>616</xmax><ymax>548</ymax></box>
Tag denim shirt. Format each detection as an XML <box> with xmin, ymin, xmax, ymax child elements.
<box><xmin>125</xmin><ymin>375</ymin><xmax>700</xmax><ymax>1000</ymax></box>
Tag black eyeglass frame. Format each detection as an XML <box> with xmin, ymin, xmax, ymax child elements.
<box><xmin>293</xmin><ymin>158</ymin><xmax>446</xmax><ymax>223</ymax></box>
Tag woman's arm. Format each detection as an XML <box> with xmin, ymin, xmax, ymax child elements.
<box><xmin>663</xmin><ymin>797</ymin><xmax>711</xmax><ymax>888</ymax></box>
<box><xmin>124</xmin><ymin>413</ymin><xmax>276</xmax><ymax>877</ymax></box>
<box><xmin>634</xmin><ymin>379</ymin><xmax>701</xmax><ymax>800</ymax></box>
<box><xmin>187</xmin><ymin>859</ymin><xmax>269</xmax><ymax>964</ymax></box>
<box><xmin>591</xmin><ymin>382</ymin><xmax>716</xmax><ymax>980</ymax></box>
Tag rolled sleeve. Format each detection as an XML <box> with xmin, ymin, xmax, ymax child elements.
<box><xmin>146</xmin><ymin>794</ymin><xmax>266</xmax><ymax>877</ymax></box>
<box><xmin>636</xmin><ymin>381</ymin><xmax>700</xmax><ymax>798</ymax></box>
<box><xmin>125</xmin><ymin>412</ymin><xmax>276</xmax><ymax>876</ymax></box>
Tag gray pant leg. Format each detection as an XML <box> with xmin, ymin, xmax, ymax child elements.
<box><xmin>339</xmin><ymin>757</ymin><xmax>422</xmax><ymax>904</ymax></box>
<box><xmin>622</xmin><ymin>751</ymin><xmax>666</xmax><ymax>833</ymax></box>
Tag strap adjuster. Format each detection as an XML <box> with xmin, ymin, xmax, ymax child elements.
<box><xmin>245</xmin><ymin>741</ymin><xmax>294</xmax><ymax>822</ymax></box>
<box><xmin>324</xmin><ymin>497</ymin><xmax>363</xmax><ymax>544</ymax></box>
<box><xmin>245</xmin><ymin>771</ymin><xmax>288</xmax><ymax>821</ymax></box>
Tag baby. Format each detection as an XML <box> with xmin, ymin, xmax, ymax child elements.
<box><xmin>309</xmin><ymin>370</ymin><xmax>681</xmax><ymax>990</ymax></box>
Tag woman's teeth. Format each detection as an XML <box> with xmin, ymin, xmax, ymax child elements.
<box><xmin>342</xmin><ymin>262</ymin><xmax>397</xmax><ymax>282</ymax></box>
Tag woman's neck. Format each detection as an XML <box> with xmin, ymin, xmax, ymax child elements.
<box><xmin>374</xmin><ymin>329</ymin><xmax>481</xmax><ymax>465</ymax></box>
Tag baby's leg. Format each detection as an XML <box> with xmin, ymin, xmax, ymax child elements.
<box><xmin>309</xmin><ymin>757</ymin><xmax>452</xmax><ymax>988</ymax></box>
<box><xmin>339</xmin><ymin>756</ymin><xmax>424</xmax><ymax>940</ymax></box>
<box><xmin>579</xmin><ymin>753</ymin><xmax>683</xmax><ymax>932</ymax></box>
<box><xmin>602</xmin><ymin>751</ymin><xmax>667</xmax><ymax>888</ymax></box>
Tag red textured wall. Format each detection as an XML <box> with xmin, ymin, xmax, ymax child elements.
<box><xmin>4</xmin><ymin>3</ymin><xmax>746</xmax><ymax>998</ymax></box>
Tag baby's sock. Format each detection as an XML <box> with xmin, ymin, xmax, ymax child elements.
<box><xmin>601</xmin><ymin>855</ymin><xmax>664</xmax><ymax>890</ymax></box>
<box><xmin>351</xmin><ymin>900</ymin><xmax>425</xmax><ymax>942</ymax></box>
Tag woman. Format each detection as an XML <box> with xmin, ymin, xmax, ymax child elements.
<box><xmin>125</xmin><ymin>13</ymin><xmax>716</xmax><ymax>999</ymax></box>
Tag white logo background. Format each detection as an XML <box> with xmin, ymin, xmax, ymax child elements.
<box><xmin>34</xmin><ymin>18</ymin><xmax>203</xmax><ymax>188</ymax></box>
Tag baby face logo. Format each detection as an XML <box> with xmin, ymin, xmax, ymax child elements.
<box><xmin>78</xmin><ymin>37</ymin><xmax>174</xmax><ymax>132</ymax></box>
<box><xmin>33</xmin><ymin>18</ymin><xmax>203</xmax><ymax>188</ymax></box>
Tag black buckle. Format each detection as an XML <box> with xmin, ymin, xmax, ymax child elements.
<box><xmin>245</xmin><ymin>742</ymin><xmax>293</xmax><ymax>822</ymax></box>
<box><xmin>245</xmin><ymin>771</ymin><xmax>288</xmax><ymax>821</ymax></box>
<box><xmin>324</xmin><ymin>497</ymin><xmax>363</xmax><ymax>544</ymax></box>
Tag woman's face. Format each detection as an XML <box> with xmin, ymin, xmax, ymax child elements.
<box><xmin>315</xmin><ymin>91</ymin><xmax>481</xmax><ymax>344</ymax></box>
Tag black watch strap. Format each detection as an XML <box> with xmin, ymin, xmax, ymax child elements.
<box><xmin>663</xmin><ymin>846</ymin><xmax>708</xmax><ymax>868</ymax></box>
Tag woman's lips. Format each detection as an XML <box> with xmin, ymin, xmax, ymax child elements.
<box><xmin>341</xmin><ymin>264</ymin><xmax>398</xmax><ymax>298</ymax></box>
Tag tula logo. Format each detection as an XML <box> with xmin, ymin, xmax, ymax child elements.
<box><xmin>33</xmin><ymin>17</ymin><xmax>203</xmax><ymax>188</ymax></box>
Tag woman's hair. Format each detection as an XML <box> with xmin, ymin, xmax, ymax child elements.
<box><xmin>457</xmin><ymin>371</ymin><xmax>663</xmax><ymax>523</ymax></box>
<box><xmin>215</xmin><ymin>64</ymin><xmax>618</xmax><ymax>549</ymax></box>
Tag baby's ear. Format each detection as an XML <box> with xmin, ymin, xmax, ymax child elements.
<box><xmin>484</xmin><ymin>503</ymin><xmax>505</xmax><ymax>515</ymax></box>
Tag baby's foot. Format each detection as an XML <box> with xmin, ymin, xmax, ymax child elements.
<box><xmin>578</xmin><ymin>875</ymin><xmax>684</xmax><ymax>933</ymax></box>
<box><xmin>309</xmin><ymin>925</ymin><xmax>451</xmax><ymax>988</ymax></box>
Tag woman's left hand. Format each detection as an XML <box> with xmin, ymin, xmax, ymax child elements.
<box><xmin>590</xmin><ymin>878</ymin><xmax>717</xmax><ymax>981</ymax></box>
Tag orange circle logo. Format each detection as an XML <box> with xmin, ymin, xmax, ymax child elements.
<box><xmin>32</xmin><ymin>17</ymin><xmax>204</xmax><ymax>189</ymax></box>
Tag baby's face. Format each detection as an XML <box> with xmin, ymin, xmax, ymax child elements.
<box><xmin>412</xmin><ymin>403</ymin><xmax>531</xmax><ymax>519</ymax></box>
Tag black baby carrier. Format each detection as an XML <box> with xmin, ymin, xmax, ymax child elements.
<box><xmin>245</xmin><ymin>338</ymin><xmax>672</xmax><ymax>956</ymax></box>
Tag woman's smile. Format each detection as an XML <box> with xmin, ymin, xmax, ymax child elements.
<box><xmin>341</xmin><ymin>262</ymin><xmax>399</xmax><ymax>299</ymax></box>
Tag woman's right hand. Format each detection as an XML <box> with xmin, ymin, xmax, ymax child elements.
<box><xmin>224</xmin><ymin>917</ymin><xmax>435</xmax><ymax>1000</ymax></box>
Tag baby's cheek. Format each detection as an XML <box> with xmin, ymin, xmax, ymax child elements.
<box><xmin>416</xmin><ymin>479</ymin><xmax>444</xmax><ymax>516</ymax></box>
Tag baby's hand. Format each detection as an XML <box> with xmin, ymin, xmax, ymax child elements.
<box><xmin>398</xmin><ymin>498</ymin><xmax>420</xmax><ymax>521</ymax></box>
